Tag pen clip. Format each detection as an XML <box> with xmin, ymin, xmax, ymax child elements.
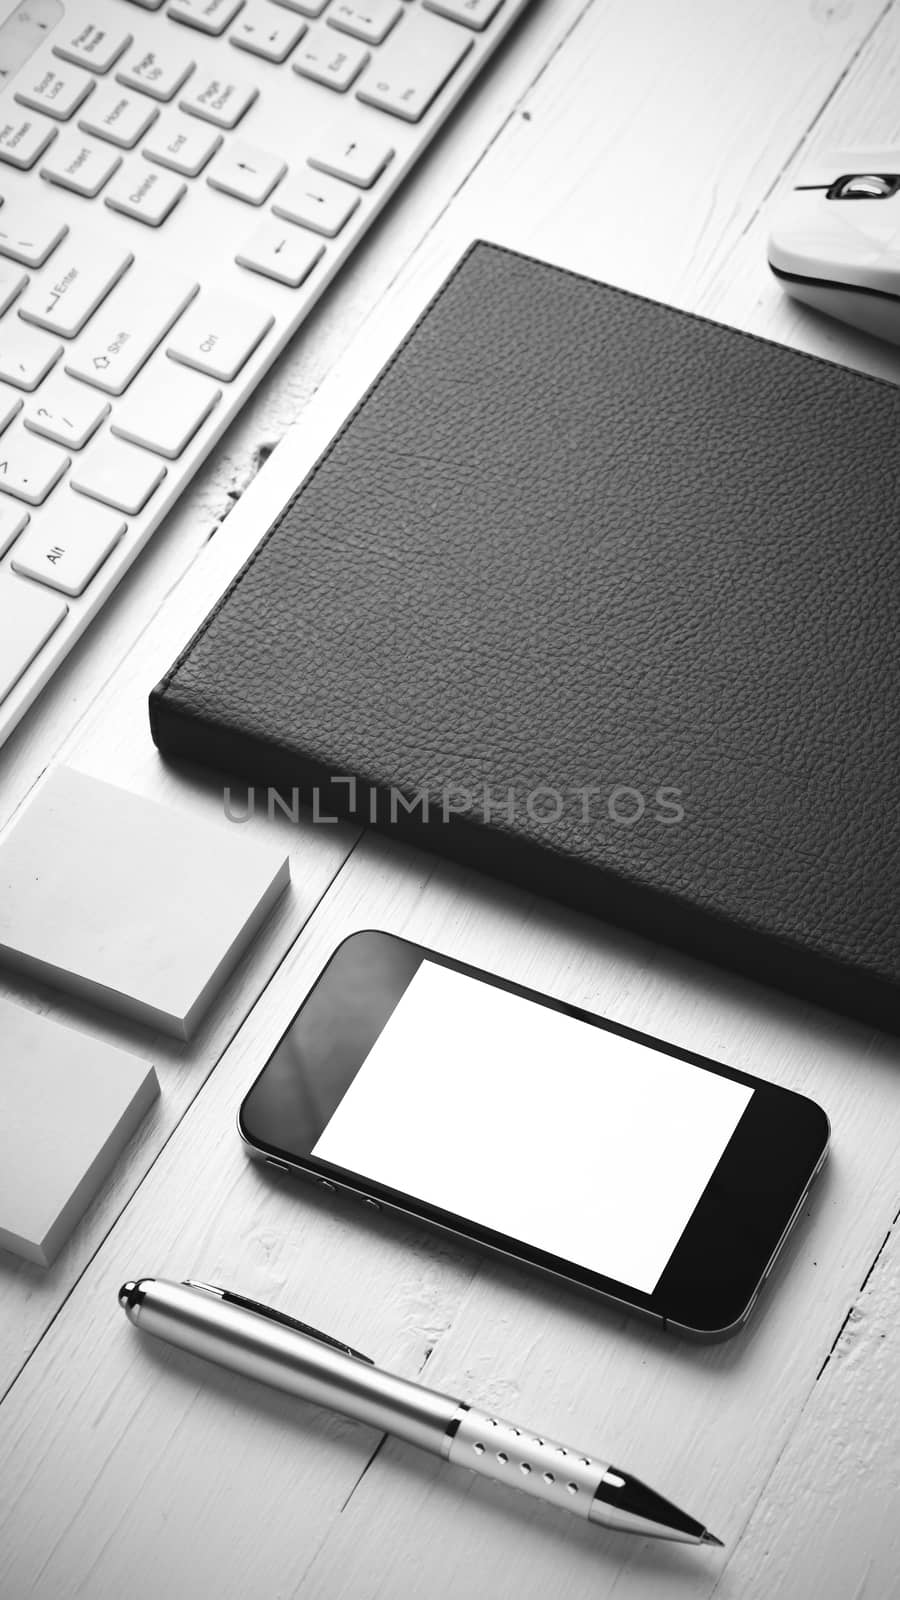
<box><xmin>184</xmin><ymin>1281</ymin><xmax>374</xmax><ymax>1363</ymax></box>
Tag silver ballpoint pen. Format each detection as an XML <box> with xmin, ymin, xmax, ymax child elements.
<box><xmin>119</xmin><ymin>1278</ymin><xmax>723</xmax><ymax>1547</ymax></box>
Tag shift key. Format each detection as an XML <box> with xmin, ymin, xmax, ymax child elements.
<box><xmin>65</xmin><ymin>265</ymin><xmax>199</xmax><ymax>395</ymax></box>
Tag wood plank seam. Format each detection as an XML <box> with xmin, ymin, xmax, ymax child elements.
<box><xmin>346</xmin><ymin>0</ymin><xmax>596</xmax><ymax>337</ymax></box>
<box><xmin>332</xmin><ymin>1308</ymin><xmax>455</xmax><ymax>1522</ymax></box>
<box><xmin>706</xmin><ymin>1203</ymin><xmax>900</xmax><ymax>1594</ymax></box>
<box><xmin>499</xmin><ymin>0</ymin><xmax>596</xmax><ymax>112</ymax></box>
<box><xmin>733</xmin><ymin>0</ymin><xmax>896</xmax><ymax>250</ymax></box>
<box><xmin>816</xmin><ymin>1202</ymin><xmax>900</xmax><ymax>1382</ymax></box>
<box><xmin>339</xmin><ymin>1435</ymin><xmax>389</xmax><ymax>1515</ymax></box>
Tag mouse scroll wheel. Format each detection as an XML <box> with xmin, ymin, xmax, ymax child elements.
<box><xmin>831</xmin><ymin>173</ymin><xmax>899</xmax><ymax>200</ymax></box>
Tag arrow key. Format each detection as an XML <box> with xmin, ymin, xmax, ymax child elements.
<box><xmin>328</xmin><ymin>1</ymin><xmax>403</xmax><ymax>46</ymax></box>
<box><xmin>308</xmin><ymin>126</ymin><xmax>393</xmax><ymax>188</ymax></box>
<box><xmin>235</xmin><ymin>221</ymin><xmax>324</xmax><ymax>289</ymax></box>
<box><xmin>230</xmin><ymin>4</ymin><xmax>307</xmax><ymax>62</ymax></box>
<box><xmin>273</xmin><ymin>169</ymin><xmax>359</xmax><ymax>236</ymax></box>
<box><xmin>206</xmin><ymin>140</ymin><xmax>287</xmax><ymax>204</ymax></box>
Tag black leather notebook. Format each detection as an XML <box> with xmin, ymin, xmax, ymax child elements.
<box><xmin>151</xmin><ymin>241</ymin><xmax>900</xmax><ymax>1029</ymax></box>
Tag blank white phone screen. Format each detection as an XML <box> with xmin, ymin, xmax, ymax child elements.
<box><xmin>313</xmin><ymin>962</ymin><xmax>753</xmax><ymax>1292</ymax></box>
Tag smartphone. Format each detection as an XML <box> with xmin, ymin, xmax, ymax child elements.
<box><xmin>239</xmin><ymin>931</ymin><xmax>830</xmax><ymax>1338</ymax></box>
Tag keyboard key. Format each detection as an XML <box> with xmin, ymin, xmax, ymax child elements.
<box><xmin>105</xmin><ymin>164</ymin><xmax>187</xmax><ymax>225</ymax></box>
<box><xmin>272</xmin><ymin>169</ymin><xmax>359</xmax><ymax>235</ymax></box>
<box><xmin>12</xmin><ymin>495</ymin><xmax>126</xmax><ymax>595</ymax></box>
<box><xmin>0</xmin><ymin>267</ymin><xmax>28</xmax><ymax>317</ymax></box>
<box><xmin>308</xmin><ymin>127</ymin><xmax>393</xmax><ymax>187</ymax></box>
<box><xmin>0</xmin><ymin>571</ymin><xmax>67</xmax><ymax>706</ymax></box>
<box><xmin>111</xmin><ymin>362</ymin><xmax>220</xmax><ymax>456</ymax></box>
<box><xmin>117</xmin><ymin>45</ymin><xmax>196</xmax><ymax>101</ymax></box>
<box><xmin>142</xmin><ymin>114</ymin><xmax>222</xmax><ymax>175</ymax></box>
<box><xmin>16</xmin><ymin>64</ymin><xmax>94</xmax><ymax>122</ymax></box>
<box><xmin>168</xmin><ymin>0</ymin><xmax>245</xmax><ymax>34</ymax></box>
<box><xmin>79</xmin><ymin>87</ymin><xmax>159</xmax><ymax>147</ymax></box>
<box><xmin>356</xmin><ymin>10</ymin><xmax>471</xmax><ymax>120</ymax></box>
<box><xmin>0</xmin><ymin>500</ymin><xmax>28</xmax><ymax>557</ymax></box>
<box><xmin>65</xmin><ymin>267</ymin><xmax>199</xmax><ymax>395</ymax></box>
<box><xmin>272</xmin><ymin>0</ymin><xmax>327</xmax><ymax>13</ymax></box>
<box><xmin>0</xmin><ymin>324</ymin><xmax>62</xmax><ymax>391</ymax></box>
<box><xmin>0</xmin><ymin>112</ymin><xmax>57</xmax><ymax>170</ymax></box>
<box><xmin>0</xmin><ymin>384</ymin><xmax>23</xmax><ymax>435</ymax></box>
<box><xmin>0</xmin><ymin>423</ymin><xmax>69</xmax><ymax>504</ymax></box>
<box><xmin>23</xmin><ymin>378</ymin><xmax>110</xmax><ymax>448</ymax></box>
<box><xmin>40</xmin><ymin>135</ymin><xmax>122</xmax><ymax>196</ymax></box>
<box><xmin>206</xmin><ymin>141</ymin><xmax>286</xmax><ymax>203</ymax></box>
<box><xmin>179</xmin><ymin>71</ymin><xmax>258</xmax><ymax>127</ymax></box>
<box><xmin>294</xmin><ymin>29</ymin><xmax>368</xmax><ymax>90</ymax></box>
<box><xmin>0</xmin><ymin>205</ymin><xmax>67</xmax><ymax>268</ymax></box>
<box><xmin>230</xmin><ymin>3</ymin><xmax>306</xmax><ymax>61</ymax></box>
<box><xmin>166</xmin><ymin>289</ymin><xmax>273</xmax><ymax>379</ymax></box>
<box><xmin>19</xmin><ymin>245</ymin><xmax>133</xmax><ymax>338</ymax></box>
<box><xmin>54</xmin><ymin>21</ymin><xmax>134</xmax><ymax>73</ymax></box>
<box><xmin>236</xmin><ymin>220</ymin><xmax>324</xmax><ymax>286</ymax></box>
<box><xmin>423</xmin><ymin>0</ymin><xmax>504</xmax><ymax>26</ymax></box>
<box><xmin>328</xmin><ymin>1</ymin><xmax>402</xmax><ymax>45</ymax></box>
<box><xmin>10</xmin><ymin>504</ymin><xmax>119</xmax><ymax>597</ymax></box>
<box><xmin>70</xmin><ymin>437</ymin><xmax>166</xmax><ymax>513</ymax></box>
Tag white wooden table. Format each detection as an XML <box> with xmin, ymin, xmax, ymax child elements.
<box><xmin>2</xmin><ymin>3</ymin><xmax>899</xmax><ymax>1596</ymax></box>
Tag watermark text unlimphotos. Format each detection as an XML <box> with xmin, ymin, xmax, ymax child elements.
<box><xmin>224</xmin><ymin>777</ymin><xmax>685</xmax><ymax>828</ymax></box>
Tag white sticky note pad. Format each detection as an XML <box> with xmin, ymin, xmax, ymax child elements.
<box><xmin>314</xmin><ymin>961</ymin><xmax>753</xmax><ymax>1294</ymax></box>
<box><xmin>0</xmin><ymin>999</ymin><xmax>160</xmax><ymax>1267</ymax></box>
<box><xmin>0</xmin><ymin>766</ymin><xmax>290</xmax><ymax>1038</ymax></box>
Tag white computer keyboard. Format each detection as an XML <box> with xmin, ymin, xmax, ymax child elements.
<box><xmin>0</xmin><ymin>0</ymin><xmax>531</xmax><ymax>746</ymax></box>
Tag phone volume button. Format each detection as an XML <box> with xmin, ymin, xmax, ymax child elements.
<box><xmin>362</xmin><ymin>1198</ymin><xmax>381</xmax><ymax>1211</ymax></box>
<box><xmin>318</xmin><ymin>1178</ymin><xmax>336</xmax><ymax>1192</ymax></box>
<box><xmin>266</xmin><ymin>1158</ymin><xmax>290</xmax><ymax>1174</ymax></box>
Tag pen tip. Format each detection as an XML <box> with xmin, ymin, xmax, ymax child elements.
<box><xmin>118</xmin><ymin>1282</ymin><xmax>137</xmax><ymax>1310</ymax></box>
<box><xmin>701</xmin><ymin>1531</ymin><xmax>725</xmax><ymax>1548</ymax></box>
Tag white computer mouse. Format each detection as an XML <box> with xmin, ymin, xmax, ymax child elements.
<box><xmin>768</xmin><ymin>148</ymin><xmax>900</xmax><ymax>344</ymax></box>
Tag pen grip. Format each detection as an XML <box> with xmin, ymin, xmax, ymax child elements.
<box><xmin>446</xmin><ymin>1406</ymin><xmax>609</xmax><ymax>1520</ymax></box>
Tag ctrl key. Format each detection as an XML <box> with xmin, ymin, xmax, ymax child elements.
<box><xmin>166</xmin><ymin>289</ymin><xmax>274</xmax><ymax>380</ymax></box>
<box><xmin>0</xmin><ymin>570</ymin><xmax>67</xmax><ymax>705</ymax></box>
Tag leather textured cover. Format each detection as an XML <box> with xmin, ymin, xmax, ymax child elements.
<box><xmin>151</xmin><ymin>241</ymin><xmax>900</xmax><ymax>1029</ymax></box>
